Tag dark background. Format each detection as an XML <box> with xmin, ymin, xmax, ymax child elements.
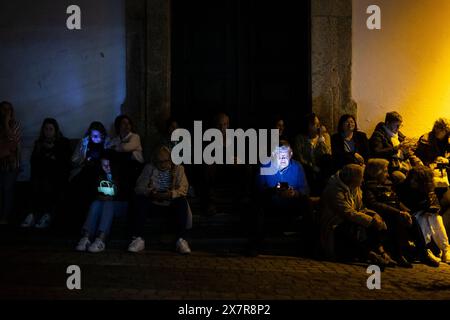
<box><xmin>171</xmin><ymin>0</ymin><xmax>312</xmax><ymax>133</ymax></box>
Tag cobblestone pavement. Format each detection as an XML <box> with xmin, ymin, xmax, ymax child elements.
<box><xmin>2</xmin><ymin>239</ymin><xmax>450</xmax><ymax>300</ymax></box>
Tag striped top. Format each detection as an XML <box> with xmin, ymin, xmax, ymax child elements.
<box><xmin>157</xmin><ymin>170</ymin><xmax>172</xmax><ymax>192</ymax></box>
<box><xmin>0</xmin><ymin>120</ymin><xmax>21</xmax><ymax>171</ymax></box>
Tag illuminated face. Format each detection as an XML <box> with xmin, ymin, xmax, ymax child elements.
<box><xmin>435</xmin><ymin>128</ymin><xmax>447</xmax><ymax>141</ymax></box>
<box><xmin>90</xmin><ymin>130</ymin><xmax>103</xmax><ymax>144</ymax></box>
<box><xmin>101</xmin><ymin>159</ymin><xmax>111</xmax><ymax>174</ymax></box>
<box><xmin>43</xmin><ymin>123</ymin><xmax>56</xmax><ymax>139</ymax></box>
<box><xmin>120</xmin><ymin>118</ymin><xmax>132</xmax><ymax>137</ymax></box>
<box><xmin>343</xmin><ymin>117</ymin><xmax>356</xmax><ymax>133</ymax></box>
<box><xmin>275</xmin><ymin>120</ymin><xmax>285</xmax><ymax>136</ymax></box>
<box><xmin>156</xmin><ymin>150</ymin><xmax>171</xmax><ymax>171</ymax></box>
<box><xmin>308</xmin><ymin>116</ymin><xmax>321</xmax><ymax>136</ymax></box>
<box><xmin>276</xmin><ymin>150</ymin><xmax>291</xmax><ymax>170</ymax></box>
<box><xmin>387</xmin><ymin>121</ymin><xmax>402</xmax><ymax>134</ymax></box>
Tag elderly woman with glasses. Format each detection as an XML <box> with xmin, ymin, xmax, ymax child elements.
<box><xmin>128</xmin><ymin>145</ymin><xmax>192</xmax><ymax>255</ymax></box>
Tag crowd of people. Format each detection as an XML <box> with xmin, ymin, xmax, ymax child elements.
<box><xmin>2</xmin><ymin>99</ymin><xmax>450</xmax><ymax>269</ymax></box>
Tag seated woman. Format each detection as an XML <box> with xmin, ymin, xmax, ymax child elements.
<box><xmin>396</xmin><ymin>166</ymin><xmax>450</xmax><ymax>266</ymax></box>
<box><xmin>109</xmin><ymin>115</ymin><xmax>144</xmax><ymax>198</ymax></box>
<box><xmin>21</xmin><ymin>118</ymin><xmax>71</xmax><ymax>229</ymax></box>
<box><xmin>320</xmin><ymin>164</ymin><xmax>395</xmax><ymax>267</ymax></box>
<box><xmin>363</xmin><ymin>159</ymin><xmax>414</xmax><ymax>268</ymax></box>
<box><xmin>0</xmin><ymin>101</ymin><xmax>21</xmax><ymax>225</ymax></box>
<box><xmin>76</xmin><ymin>151</ymin><xmax>128</xmax><ymax>253</ymax></box>
<box><xmin>70</xmin><ymin>121</ymin><xmax>110</xmax><ymax>182</ymax></box>
<box><xmin>414</xmin><ymin>118</ymin><xmax>450</xmax><ymax>211</ymax></box>
<box><xmin>331</xmin><ymin>114</ymin><xmax>369</xmax><ymax>172</ymax></box>
<box><xmin>369</xmin><ymin>111</ymin><xmax>420</xmax><ymax>184</ymax></box>
<box><xmin>128</xmin><ymin>145</ymin><xmax>192</xmax><ymax>255</ymax></box>
<box><xmin>415</xmin><ymin>118</ymin><xmax>450</xmax><ymax>167</ymax></box>
<box><xmin>67</xmin><ymin>121</ymin><xmax>111</xmax><ymax>230</ymax></box>
<box><xmin>292</xmin><ymin>113</ymin><xmax>332</xmax><ymax>196</ymax></box>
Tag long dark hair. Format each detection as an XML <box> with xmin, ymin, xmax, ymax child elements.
<box><xmin>0</xmin><ymin>101</ymin><xmax>15</xmax><ymax>137</ymax></box>
<box><xmin>301</xmin><ymin>113</ymin><xmax>319</xmax><ymax>136</ymax></box>
<box><xmin>431</xmin><ymin>118</ymin><xmax>450</xmax><ymax>141</ymax></box>
<box><xmin>337</xmin><ymin>114</ymin><xmax>358</xmax><ymax>134</ymax></box>
<box><xmin>114</xmin><ymin>115</ymin><xmax>134</xmax><ymax>136</ymax></box>
<box><xmin>38</xmin><ymin>118</ymin><xmax>64</xmax><ymax>142</ymax></box>
<box><xmin>85</xmin><ymin>121</ymin><xmax>107</xmax><ymax>142</ymax></box>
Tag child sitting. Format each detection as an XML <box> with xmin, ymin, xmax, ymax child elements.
<box><xmin>75</xmin><ymin>151</ymin><xmax>128</xmax><ymax>253</ymax></box>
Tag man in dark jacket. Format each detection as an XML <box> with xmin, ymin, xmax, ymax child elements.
<box><xmin>369</xmin><ymin>111</ymin><xmax>418</xmax><ymax>182</ymax></box>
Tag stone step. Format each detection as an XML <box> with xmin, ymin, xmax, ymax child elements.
<box><xmin>0</xmin><ymin>225</ymin><xmax>305</xmax><ymax>256</ymax></box>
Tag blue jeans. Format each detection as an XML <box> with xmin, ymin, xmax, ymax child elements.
<box><xmin>82</xmin><ymin>200</ymin><xmax>128</xmax><ymax>237</ymax></box>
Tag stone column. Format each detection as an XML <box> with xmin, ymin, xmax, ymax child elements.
<box><xmin>124</xmin><ymin>0</ymin><xmax>171</xmax><ymax>161</ymax></box>
<box><xmin>311</xmin><ymin>0</ymin><xmax>354</xmax><ymax>133</ymax></box>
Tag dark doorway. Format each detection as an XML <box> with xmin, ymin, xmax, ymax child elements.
<box><xmin>171</xmin><ymin>0</ymin><xmax>311</xmax><ymax>134</ymax></box>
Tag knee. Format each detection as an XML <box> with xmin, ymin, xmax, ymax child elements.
<box><xmin>391</xmin><ymin>171</ymin><xmax>407</xmax><ymax>185</ymax></box>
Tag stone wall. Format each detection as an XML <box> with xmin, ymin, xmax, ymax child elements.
<box><xmin>311</xmin><ymin>0</ymin><xmax>353</xmax><ymax>132</ymax></box>
<box><xmin>125</xmin><ymin>0</ymin><xmax>171</xmax><ymax>160</ymax></box>
<box><xmin>125</xmin><ymin>0</ymin><xmax>354</xmax><ymax>150</ymax></box>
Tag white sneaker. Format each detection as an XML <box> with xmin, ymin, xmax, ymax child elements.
<box><xmin>75</xmin><ymin>237</ymin><xmax>91</xmax><ymax>252</ymax></box>
<box><xmin>35</xmin><ymin>214</ymin><xmax>51</xmax><ymax>229</ymax></box>
<box><xmin>176</xmin><ymin>238</ymin><xmax>191</xmax><ymax>255</ymax></box>
<box><xmin>21</xmin><ymin>214</ymin><xmax>35</xmax><ymax>228</ymax></box>
<box><xmin>128</xmin><ymin>237</ymin><xmax>145</xmax><ymax>253</ymax></box>
<box><xmin>88</xmin><ymin>238</ymin><xmax>106</xmax><ymax>253</ymax></box>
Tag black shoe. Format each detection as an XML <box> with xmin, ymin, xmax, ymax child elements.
<box><xmin>421</xmin><ymin>249</ymin><xmax>440</xmax><ymax>268</ymax></box>
<box><xmin>379</xmin><ymin>251</ymin><xmax>397</xmax><ymax>268</ymax></box>
<box><xmin>367</xmin><ymin>251</ymin><xmax>387</xmax><ymax>271</ymax></box>
<box><xmin>397</xmin><ymin>255</ymin><xmax>413</xmax><ymax>268</ymax></box>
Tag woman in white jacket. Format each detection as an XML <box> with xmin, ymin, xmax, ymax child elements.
<box><xmin>109</xmin><ymin>115</ymin><xmax>144</xmax><ymax>198</ymax></box>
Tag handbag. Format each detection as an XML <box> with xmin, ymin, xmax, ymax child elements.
<box><xmin>98</xmin><ymin>180</ymin><xmax>116</xmax><ymax>197</ymax></box>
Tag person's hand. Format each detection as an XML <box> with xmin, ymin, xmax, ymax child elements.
<box><xmin>354</xmin><ymin>153</ymin><xmax>365</xmax><ymax>165</ymax></box>
<box><xmin>437</xmin><ymin>156</ymin><xmax>449</xmax><ymax>164</ymax></box>
<box><xmin>400</xmin><ymin>211</ymin><xmax>413</xmax><ymax>226</ymax></box>
<box><xmin>372</xmin><ymin>214</ymin><xmax>387</xmax><ymax>231</ymax></box>
<box><xmin>279</xmin><ymin>187</ymin><xmax>296</xmax><ymax>199</ymax></box>
<box><xmin>152</xmin><ymin>191</ymin><xmax>172</xmax><ymax>201</ymax></box>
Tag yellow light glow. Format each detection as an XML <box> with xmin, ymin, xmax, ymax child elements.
<box><xmin>354</xmin><ymin>0</ymin><xmax>450</xmax><ymax>139</ymax></box>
